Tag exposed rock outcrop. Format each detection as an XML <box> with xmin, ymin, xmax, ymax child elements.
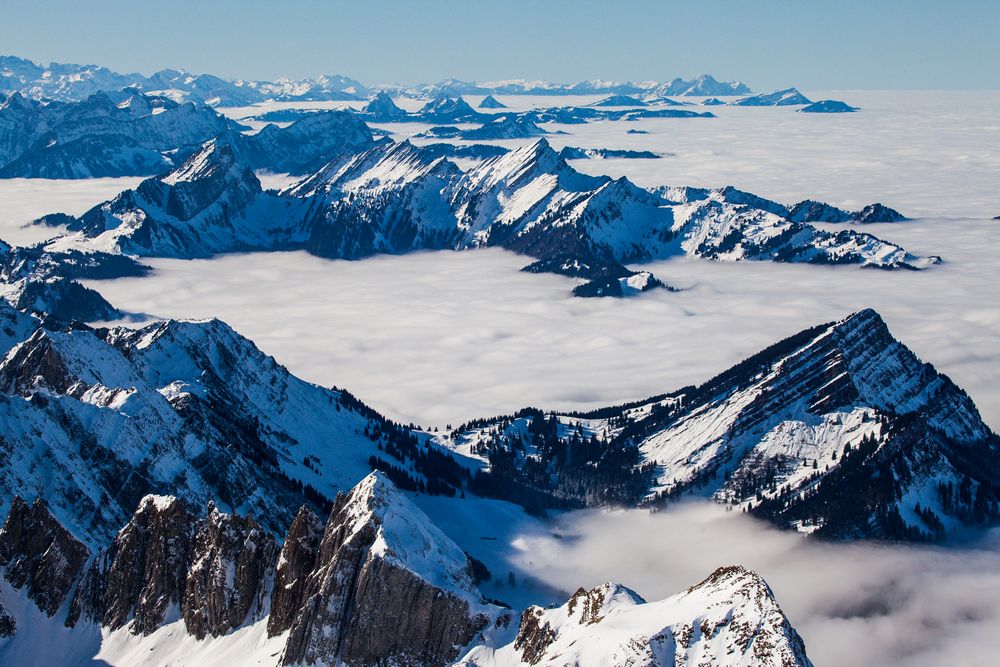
<box><xmin>0</xmin><ymin>497</ymin><xmax>89</xmax><ymax>617</ymax></box>
<box><xmin>100</xmin><ymin>495</ymin><xmax>194</xmax><ymax>634</ymax></box>
<box><xmin>281</xmin><ymin>472</ymin><xmax>495</xmax><ymax>667</ymax></box>
<box><xmin>267</xmin><ymin>506</ymin><xmax>324</xmax><ymax>637</ymax></box>
<box><xmin>182</xmin><ymin>503</ymin><xmax>278</xmax><ymax>639</ymax></box>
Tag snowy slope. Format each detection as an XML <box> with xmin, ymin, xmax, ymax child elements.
<box><xmin>449</xmin><ymin>310</ymin><xmax>1000</xmax><ymax>540</ymax></box>
<box><xmin>0</xmin><ymin>314</ymin><xmax>405</xmax><ymax>547</ymax></box>
<box><xmin>462</xmin><ymin>566</ymin><xmax>811</xmax><ymax>667</ymax></box>
<box><xmin>34</xmin><ymin>138</ymin><xmax>938</xmax><ymax>295</ymax></box>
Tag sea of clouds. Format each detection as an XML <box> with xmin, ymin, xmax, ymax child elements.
<box><xmin>70</xmin><ymin>220</ymin><xmax>1000</xmax><ymax>432</ymax></box>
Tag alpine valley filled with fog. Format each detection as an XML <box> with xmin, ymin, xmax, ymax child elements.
<box><xmin>0</xmin><ymin>13</ymin><xmax>999</xmax><ymax>667</ymax></box>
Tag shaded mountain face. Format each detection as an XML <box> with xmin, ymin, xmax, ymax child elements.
<box><xmin>0</xmin><ymin>90</ymin><xmax>238</xmax><ymax>178</ymax></box>
<box><xmin>452</xmin><ymin>310</ymin><xmax>1000</xmax><ymax>540</ymax></box>
<box><xmin>0</xmin><ymin>312</ymin><xmax>426</xmax><ymax>548</ymax></box>
<box><xmin>799</xmin><ymin>100</ymin><xmax>858</xmax><ymax>113</ymax></box>
<box><xmin>479</xmin><ymin>94</ymin><xmax>508</xmax><ymax>109</ymax></box>
<box><xmin>0</xmin><ymin>91</ymin><xmax>372</xmax><ymax>178</ymax></box>
<box><xmin>0</xmin><ymin>241</ymin><xmax>150</xmax><ymax>322</ymax></box>
<box><xmin>280</xmin><ymin>472</ymin><xmax>500</xmax><ymax>667</ymax></box>
<box><xmin>461</xmin><ymin>114</ymin><xmax>549</xmax><ymax>140</ymax></box>
<box><xmin>237</xmin><ymin>109</ymin><xmax>374</xmax><ymax>174</ymax></box>
<box><xmin>0</xmin><ymin>474</ymin><xmax>816</xmax><ymax>667</ymax></box>
<box><xmin>37</xmin><ymin>137</ymin><xmax>936</xmax><ymax>302</ymax></box>
<box><xmin>465</xmin><ymin>567</ymin><xmax>812</xmax><ymax>667</ymax></box>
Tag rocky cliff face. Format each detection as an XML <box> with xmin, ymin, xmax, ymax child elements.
<box><xmin>0</xmin><ymin>474</ymin><xmax>518</xmax><ymax>666</ymax></box>
<box><xmin>267</xmin><ymin>506</ymin><xmax>324</xmax><ymax>637</ymax></box>
<box><xmin>282</xmin><ymin>472</ymin><xmax>497</xmax><ymax>667</ymax></box>
<box><xmin>99</xmin><ymin>495</ymin><xmax>194</xmax><ymax>634</ymax></box>
<box><xmin>182</xmin><ymin>503</ymin><xmax>278</xmax><ymax>639</ymax></box>
<box><xmin>0</xmin><ymin>497</ymin><xmax>88</xmax><ymax>617</ymax></box>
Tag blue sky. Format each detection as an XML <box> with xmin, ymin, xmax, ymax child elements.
<box><xmin>2</xmin><ymin>0</ymin><xmax>998</xmax><ymax>89</ymax></box>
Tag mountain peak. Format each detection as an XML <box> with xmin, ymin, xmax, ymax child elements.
<box><xmin>160</xmin><ymin>136</ymin><xmax>242</xmax><ymax>186</ymax></box>
<box><xmin>506</xmin><ymin>565</ymin><xmax>812</xmax><ymax>667</ymax></box>
<box><xmin>337</xmin><ymin>471</ymin><xmax>481</xmax><ymax>599</ymax></box>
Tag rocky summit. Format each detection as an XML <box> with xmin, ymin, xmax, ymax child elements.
<box><xmin>0</xmin><ymin>473</ymin><xmax>817</xmax><ymax>667</ymax></box>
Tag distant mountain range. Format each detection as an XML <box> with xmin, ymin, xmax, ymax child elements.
<box><xmin>25</xmin><ymin>135</ymin><xmax>932</xmax><ymax>309</ymax></box>
<box><xmin>1</xmin><ymin>54</ymin><xmax>753</xmax><ymax>105</ymax></box>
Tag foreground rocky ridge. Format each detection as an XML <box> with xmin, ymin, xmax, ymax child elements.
<box><xmin>0</xmin><ymin>473</ymin><xmax>813</xmax><ymax>667</ymax></box>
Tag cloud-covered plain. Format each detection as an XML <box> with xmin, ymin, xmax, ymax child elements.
<box><xmin>509</xmin><ymin>503</ymin><xmax>1000</xmax><ymax>667</ymax></box>
<box><xmin>80</xmin><ymin>212</ymin><xmax>1000</xmax><ymax>432</ymax></box>
<box><xmin>0</xmin><ymin>176</ymin><xmax>143</xmax><ymax>246</ymax></box>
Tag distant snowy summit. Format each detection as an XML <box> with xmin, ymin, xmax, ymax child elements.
<box><xmin>733</xmin><ymin>87</ymin><xmax>813</xmax><ymax>106</ymax></box>
<box><xmin>1</xmin><ymin>54</ymin><xmax>756</xmax><ymax>105</ymax></box>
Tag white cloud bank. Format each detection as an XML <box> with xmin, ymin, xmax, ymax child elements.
<box><xmin>81</xmin><ymin>213</ymin><xmax>999</xmax><ymax>432</ymax></box>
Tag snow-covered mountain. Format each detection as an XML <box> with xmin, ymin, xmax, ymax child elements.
<box><xmin>663</xmin><ymin>185</ymin><xmax>911</xmax><ymax>225</ymax></box>
<box><xmin>460</xmin><ymin>114</ymin><xmax>549</xmax><ymax>140</ymax></box>
<box><xmin>0</xmin><ymin>311</ymin><xmax>434</xmax><ymax>547</ymax></box>
<box><xmin>450</xmin><ymin>309</ymin><xmax>1000</xmax><ymax>540</ymax></box>
<box><xmin>0</xmin><ymin>473</ymin><xmax>814</xmax><ymax>666</ymax></box>
<box><xmin>3</xmin><ymin>55</ymin><xmax>760</xmax><ymax>105</ymax></box>
<box><xmin>235</xmin><ymin>73</ymin><xmax>369</xmax><ymax>103</ymax></box>
<box><xmin>0</xmin><ymin>55</ymin><xmax>144</xmax><ymax>101</ymax></box>
<box><xmin>39</xmin><ymin>137</ymin><xmax>936</xmax><ymax>294</ymax></box>
<box><xmin>653</xmin><ymin>74</ymin><xmax>752</xmax><ymax>97</ymax></box>
<box><xmin>733</xmin><ymin>88</ymin><xmax>813</xmax><ymax>106</ymax></box>
<box><xmin>464</xmin><ymin>567</ymin><xmax>812</xmax><ymax>667</ymax></box>
<box><xmin>0</xmin><ymin>90</ymin><xmax>239</xmax><ymax>178</ymax></box>
<box><xmin>0</xmin><ymin>55</ymin><xmax>367</xmax><ymax>106</ymax></box>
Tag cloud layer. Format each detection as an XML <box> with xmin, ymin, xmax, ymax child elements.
<box><xmin>80</xmin><ymin>214</ymin><xmax>999</xmax><ymax>432</ymax></box>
